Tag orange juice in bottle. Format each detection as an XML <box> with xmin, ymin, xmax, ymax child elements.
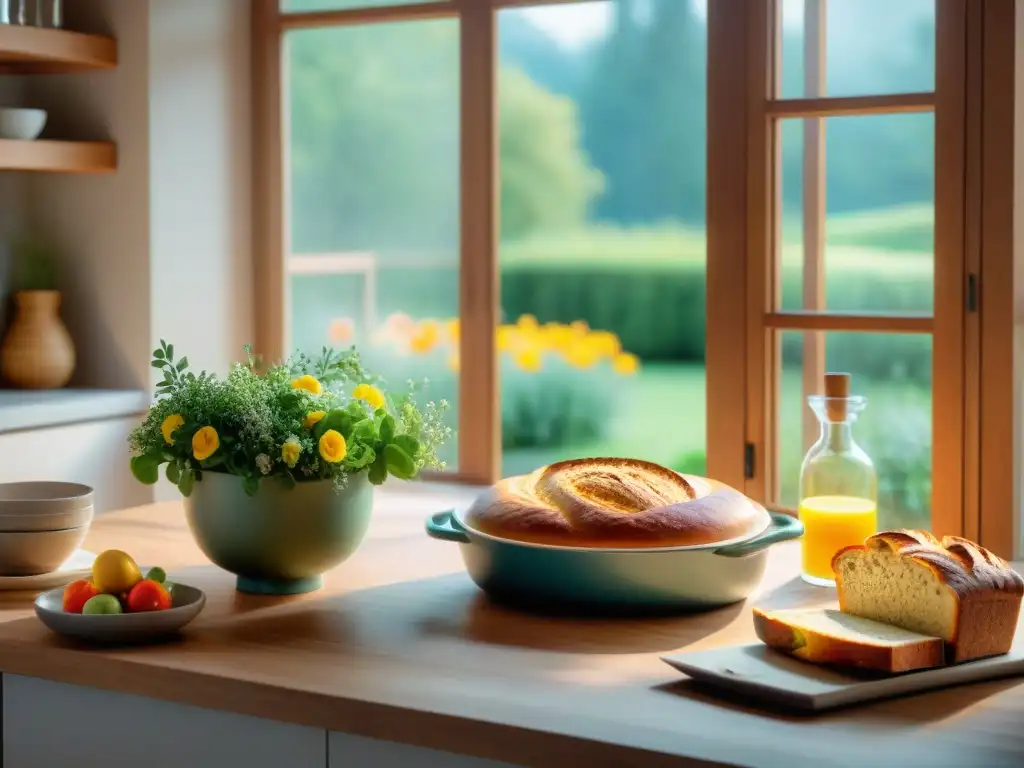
<box><xmin>798</xmin><ymin>373</ymin><xmax>878</xmax><ymax>586</ymax></box>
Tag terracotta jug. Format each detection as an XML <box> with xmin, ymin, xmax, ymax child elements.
<box><xmin>0</xmin><ymin>290</ymin><xmax>76</xmax><ymax>389</ymax></box>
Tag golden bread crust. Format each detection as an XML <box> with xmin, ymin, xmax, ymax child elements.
<box><xmin>463</xmin><ymin>457</ymin><xmax>765</xmax><ymax>548</ymax></box>
<box><xmin>832</xmin><ymin>529</ymin><xmax>1024</xmax><ymax>598</ymax></box>
<box><xmin>832</xmin><ymin>529</ymin><xmax>1024</xmax><ymax>663</ymax></box>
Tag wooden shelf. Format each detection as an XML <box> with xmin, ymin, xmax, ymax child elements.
<box><xmin>0</xmin><ymin>25</ymin><xmax>116</xmax><ymax>74</ymax></box>
<box><xmin>0</xmin><ymin>139</ymin><xmax>115</xmax><ymax>173</ymax></box>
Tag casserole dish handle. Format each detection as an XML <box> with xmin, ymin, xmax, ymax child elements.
<box><xmin>425</xmin><ymin>509</ymin><xmax>471</xmax><ymax>544</ymax></box>
<box><xmin>713</xmin><ymin>512</ymin><xmax>804</xmax><ymax>558</ymax></box>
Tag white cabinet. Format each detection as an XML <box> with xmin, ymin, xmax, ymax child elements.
<box><xmin>1</xmin><ymin>674</ymin><xmax>524</xmax><ymax>768</ymax></box>
<box><xmin>329</xmin><ymin>731</ymin><xmax>521</xmax><ymax>767</ymax></box>
<box><xmin>2</xmin><ymin>674</ymin><xmax>327</xmax><ymax>768</ymax></box>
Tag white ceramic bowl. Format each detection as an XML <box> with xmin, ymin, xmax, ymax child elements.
<box><xmin>0</xmin><ymin>107</ymin><xmax>47</xmax><ymax>140</ymax></box>
<box><xmin>0</xmin><ymin>481</ymin><xmax>94</xmax><ymax>532</ymax></box>
<box><xmin>0</xmin><ymin>526</ymin><xmax>89</xmax><ymax>576</ymax></box>
<box><xmin>35</xmin><ymin>582</ymin><xmax>207</xmax><ymax>644</ymax></box>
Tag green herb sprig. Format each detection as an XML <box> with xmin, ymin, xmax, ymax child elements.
<box><xmin>129</xmin><ymin>342</ymin><xmax>450</xmax><ymax>498</ymax></box>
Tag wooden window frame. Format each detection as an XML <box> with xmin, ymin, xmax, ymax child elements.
<box><xmin>253</xmin><ymin>0</ymin><xmax>1018</xmax><ymax>557</ymax></box>
<box><xmin>709</xmin><ymin>0</ymin><xmax>1021</xmax><ymax>559</ymax></box>
<box><xmin>748</xmin><ymin>0</ymin><xmax>968</xmax><ymax>539</ymax></box>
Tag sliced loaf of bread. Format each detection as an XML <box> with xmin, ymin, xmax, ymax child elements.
<box><xmin>832</xmin><ymin>530</ymin><xmax>1024</xmax><ymax>663</ymax></box>
<box><xmin>753</xmin><ymin>606</ymin><xmax>945</xmax><ymax>673</ymax></box>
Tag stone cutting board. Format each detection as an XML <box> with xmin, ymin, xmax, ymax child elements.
<box><xmin>662</xmin><ymin>641</ymin><xmax>1024</xmax><ymax>712</ymax></box>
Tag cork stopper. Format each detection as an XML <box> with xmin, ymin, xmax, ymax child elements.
<box><xmin>824</xmin><ymin>372</ymin><xmax>850</xmax><ymax>422</ymax></box>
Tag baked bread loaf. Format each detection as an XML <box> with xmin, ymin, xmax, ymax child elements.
<box><xmin>753</xmin><ymin>606</ymin><xmax>945</xmax><ymax>673</ymax></box>
<box><xmin>832</xmin><ymin>530</ymin><xmax>1024</xmax><ymax>663</ymax></box>
<box><xmin>462</xmin><ymin>457</ymin><xmax>767</xmax><ymax>548</ymax></box>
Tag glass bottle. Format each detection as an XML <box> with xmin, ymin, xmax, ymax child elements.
<box><xmin>33</xmin><ymin>0</ymin><xmax>60</xmax><ymax>28</ymax></box>
<box><xmin>798</xmin><ymin>372</ymin><xmax>878</xmax><ymax>587</ymax></box>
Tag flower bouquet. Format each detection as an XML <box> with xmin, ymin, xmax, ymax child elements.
<box><xmin>128</xmin><ymin>341</ymin><xmax>450</xmax><ymax>594</ymax></box>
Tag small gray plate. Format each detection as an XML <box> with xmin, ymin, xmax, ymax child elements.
<box><xmin>34</xmin><ymin>582</ymin><xmax>206</xmax><ymax>644</ymax></box>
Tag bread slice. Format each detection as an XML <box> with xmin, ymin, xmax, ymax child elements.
<box><xmin>832</xmin><ymin>530</ymin><xmax>1024</xmax><ymax>663</ymax></box>
<box><xmin>753</xmin><ymin>606</ymin><xmax>945</xmax><ymax>673</ymax></box>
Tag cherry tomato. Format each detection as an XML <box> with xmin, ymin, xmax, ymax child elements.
<box><xmin>125</xmin><ymin>579</ymin><xmax>172</xmax><ymax>613</ymax></box>
<box><xmin>62</xmin><ymin>579</ymin><xmax>100</xmax><ymax>614</ymax></box>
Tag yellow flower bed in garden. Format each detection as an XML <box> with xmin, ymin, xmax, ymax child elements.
<box><xmin>336</xmin><ymin>312</ymin><xmax>641</xmax><ymax>378</ymax></box>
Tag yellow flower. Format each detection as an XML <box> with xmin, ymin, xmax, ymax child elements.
<box><xmin>514</xmin><ymin>348</ymin><xmax>543</xmax><ymax>373</ymax></box>
<box><xmin>161</xmin><ymin>413</ymin><xmax>184</xmax><ymax>445</ymax></box>
<box><xmin>543</xmin><ymin>324</ymin><xmax>573</xmax><ymax>350</ymax></box>
<box><xmin>445</xmin><ymin>318</ymin><xmax>460</xmax><ymax>343</ymax></box>
<box><xmin>303</xmin><ymin>410</ymin><xmax>326</xmax><ymax>430</ymax></box>
<box><xmin>496</xmin><ymin>325</ymin><xmax>516</xmax><ymax>351</ymax></box>
<box><xmin>281</xmin><ymin>440</ymin><xmax>301</xmax><ymax>468</ymax></box>
<box><xmin>517</xmin><ymin>313</ymin><xmax>538</xmax><ymax>330</ymax></box>
<box><xmin>447</xmin><ymin>353</ymin><xmax>460</xmax><ymax>373</ymax></box>
<box><xmin>291</xmin><ymin>375</ymin><xmax>322</xmax><ymax>396</ymax></box>
<box><xmin>564</xmin><ymin>344</ymin><xmax>599</xmax><ymax>370</ymax></box>
<box><xmin>319</xmin><ymin>429</ymin><xmax>347</xmax><ymax>464</ymax></box>
<box><xmin>192</xmin><ymin>426</ymin><xmax>219</xmax><ymax>462</ymax></box>
<box><xmin>408</xmin><ymin>321</ymin><xmax>439</xmax><ymax>354</ymax></box>
<box><xmin>588</xmin><ymin>330</ymin><xmax>622</xmax><ymax>357</ymax></box>
<box><xmin>352</xmin><ymin>383</ymin><xmax>386</xmax><ymax>410</ymax></box>
<box><xmin>612</xmin><ymin>352</ymin><xmax>640</xmax><ymax>375</ymax></box>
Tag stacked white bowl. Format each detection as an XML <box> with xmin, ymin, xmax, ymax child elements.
<box><xmin>0</xmin><ymin>482</ymin><xmax>93</xmax><ymax>576</ymax></box>
<box><xmin>0</xmin><ymin>107</ymin><xmax>47</xmax><ymax>140</ymax></box>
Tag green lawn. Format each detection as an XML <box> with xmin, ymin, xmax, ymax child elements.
<box><xmin>502</xmin><ymin>362</ymin><xmax>706</xmax><ymax>476</ymax></box>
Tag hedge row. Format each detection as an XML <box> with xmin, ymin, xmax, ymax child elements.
<box><xmin>501</xmin><ymin>260</ymin><xmax>934</xmax><ymax>384</ymax></box>
<box><xmin>291</xmin><ymin>248</ymin><xmax>934</xmax><ymax>384</ymax></box>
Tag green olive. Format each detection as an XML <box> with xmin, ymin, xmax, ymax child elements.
<box><xmin>145</xmin><ymin>566</ymin><xmax>167</xmax><ymax>584</ymax></box>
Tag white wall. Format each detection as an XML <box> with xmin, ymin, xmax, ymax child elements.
<box><xmin>147</xmin><ymin>0</ymin><xmax>253</xmax><ymax>499</ymax></box>
<box><xmin>148</xmin><ymin>0</ymin><xmax>253</xmax><ymax>381</ymax></box>
<box><xmin>27</xmin><ymin>0</ymin><xmax>152</xmax><ymax>391</ymax></box>
<box><xmin>0</xmin><ymin>0</ymin><xmax>254</xmax><ymax>512</ymax></box>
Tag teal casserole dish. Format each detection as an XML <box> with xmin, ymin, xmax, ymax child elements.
<box><xmin>425</xmin><ymin>461</ymin><xmax>803</xmax><ymax>613</ymax></box>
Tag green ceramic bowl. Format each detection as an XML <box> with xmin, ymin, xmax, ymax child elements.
<box><xmin>183</xmin><ymin>471</ymin><xmax>373</xmax><ymax>595</ymax></box>
<box><xmin>426</xmin><ymin>505</ymin><xmax>803</xmax><ymax>614</ymax></box>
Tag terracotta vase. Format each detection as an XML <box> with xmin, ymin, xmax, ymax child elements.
<box><xmin>0</xmin><ymin>290</ymin><xmax>76</xmax><ymax>389</ymax></box>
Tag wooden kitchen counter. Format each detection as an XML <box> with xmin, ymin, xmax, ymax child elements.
<box><xmin>0</xmin><ymin>485</ymin><xmax>1022</xmax><ymax>768</ymax></box>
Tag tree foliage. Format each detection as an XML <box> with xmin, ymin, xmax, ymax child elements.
<box><xmin>500</xmin><ymin>67</ymin><xmax>604</xmax><ymax>241</ymax></box>
<box><xmin>288</xmin><ymin>23</ymin><xmax>602</xmax><ymax>253</ymax></box>
<box><xmin>286</xmin><ymin>0</ymin><xmax>937</xmax><ymax>248</ymax></box>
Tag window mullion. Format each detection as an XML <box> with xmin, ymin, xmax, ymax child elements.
<box><xmin>253</xmin><ymin>0</ymin><xmax>287</xmax><ymax>365</ymax></box>
<box><xmin>929</xmin><ymin>0</ymin><xmax>971</xmax><ymax>544</ymax></box>
<box><xmin>742</xmin><ymin>0</ymin><xmax>775</xmax><ymax>502</ymax></box>
<box><xmin>457</xmin><ymin>2</ymin><xmax>500</xmax><ymax>484</ymax></box>
<box><xmin>767</xmin><ymin>92</ymin><xmax>935</xmax><ymax>118</ymax></box>
<box><xmin>800</xmin><ymin>0</ymin><xmax>827</xmax><ymax>460</ymax></box>
<box><xmin>706</xmin><ymin>0</ymin><xmax>756</xmax><ymax>490</ymax></box>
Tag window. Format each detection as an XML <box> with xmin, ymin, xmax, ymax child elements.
<box><xmin>772</xmin><ymin>7</ymin><xmax>939</xmax><ymax>531</ymax></box>
<box><xmin>283</xmin><ymin>19</ymin><xmax>461</xmax><ymax>471</ymax></box>
<box><xmin>253</xmin><ymin>0</ymin><xmax>1015</xmax><ymax>557</ymax></box>
<box><xmin>495</xmin><ymin>1</ymin><xmax>708</xmax><ymax>479</ymax></box>
<box><xmin>707</xmin><ymin>0</ymin><xmax>969</xmax><ymax>539</ymax></box>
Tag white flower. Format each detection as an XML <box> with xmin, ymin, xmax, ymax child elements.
<box><xmin>255</xmin><ymin>453</ymin><xmax>272</xmax><ymax>475</ymax></box>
